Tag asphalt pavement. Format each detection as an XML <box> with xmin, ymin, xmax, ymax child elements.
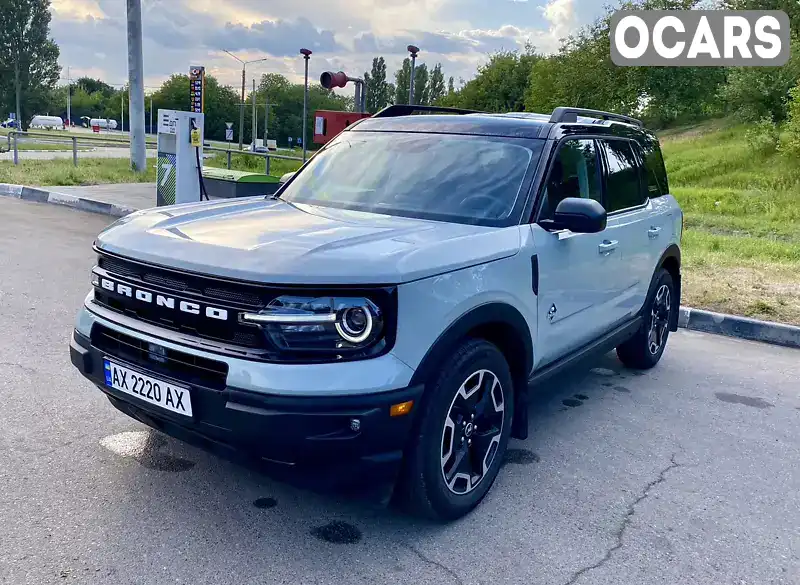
<box><xmin>1</xmin><ymin>197</ymin><xmax>798</xmax><ymax>585</ymax></box>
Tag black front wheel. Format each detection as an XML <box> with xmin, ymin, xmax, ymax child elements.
<box><xmin>397</xmin><ymin>339</ymin><xmax>514</xmax><ymax>521</ymax></box>
<box><xmin>617</xmin><ymin>268</ymin><xmax>675</xmax><ymax>369</ymax></box>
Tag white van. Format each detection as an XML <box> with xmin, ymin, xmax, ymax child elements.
<box><xmin>29</xmin><ymin>115</ymin><xmax>65</xmax><ymax>130</ymax></box>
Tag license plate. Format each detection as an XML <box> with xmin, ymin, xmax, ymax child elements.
<box><xmin>103</xmin><ymin>359</ymin><xmax>193</xmax><ymax>417</ymax></box>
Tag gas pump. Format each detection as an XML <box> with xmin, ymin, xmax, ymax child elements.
<box><xmin>156</xmin><ymin>109</ymin><xmax>205</xmax><ymax>206</ymax></box>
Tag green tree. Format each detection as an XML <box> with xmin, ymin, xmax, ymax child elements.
<box><xmin>445</xmin><ymin>47</ymin><xmax>541</xmax><ymax>112</ymax></box>
<box><xmin>394</xmin><ymin>58</ymin><xmax>411</xmax><ymax>105</ymax></box>
<box><xmin>0</xmin><ymin>0</ymin><xmax>61</xmax><ymax>130</ymax></box>
<box><xmin>76</xmin><ymin>77</ymin><xmax>116</xmax><ymax>97</ymax></box>
<box><xmin>364</xmin><ymin>56</ymin><xmax>392</xmax><ymax>113</ymax></box>
<box><xmin>413</xmin><ymin>63</ymin><xmax>429</xmax><ymax>105</ymax></box>
<box><xmin>149</xmin><ymin>74</ymin><xmax>241</xmax><ymax>142</ymax></box>
<box><xmin>250</xmin><ymin>73</ymin><xmax>350</xmax><ymax>147</ymax></box>
<box><xmin>429</xmin><ymin>64</ymin><xmax>447</xmax><ymax>105</ymax></box>
<box><xmin>447</xmin><ymin>76</ymin><xmax>455</xmax><ymax>96</ymax></box>
<box><xmin>721</xmin><ymin>0</ymin><xmax>800</xmax><ymax>37</ymax></box>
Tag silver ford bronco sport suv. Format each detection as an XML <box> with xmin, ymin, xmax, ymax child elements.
<box><xmin>70</xmin><ymin>105</ymin><xmax>683</xmax><ymax>520</ymax></box>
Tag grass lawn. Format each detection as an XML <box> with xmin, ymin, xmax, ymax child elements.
<box><xmin>0</xmin><ymin>157</ymin><xmax>156</xmax><ymax>186</ymax></box>
<box><xmin>4</xmin><ymin>142</ymin><xmax>92</xmax><ymax>152</ymax></box>
<box><xmin>204</xmin><ymin>151</ymin><xmax>303</xmax><ymax>177</ymax></box>
<box><xmin>660</xmin><ymin>121</ymin><xmax>800</xmax><ymax>325</ymax></box>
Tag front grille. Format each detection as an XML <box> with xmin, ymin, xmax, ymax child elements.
<box><xmin>94</xmin><ymin>252</ymin><xmax>269</xmax><ymax>350</ymax></box>
<box><xmin>91</xmin><ymin>250</ymin><xmax>398</xmax><ymax>363</ymax></box>
<box><xmin>97</xmin><ymin>254</ymin><xmax>265</xmax><ymax>304</ymax></box>
<box><xmin>92</xmin><ymin>324</ymin><xmax>229</xmax><ymax>389</ymax></box>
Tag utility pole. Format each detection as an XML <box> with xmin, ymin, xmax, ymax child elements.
<box><xmin>251</xmin><ymin>79</ymin><xmax>257</xmax><ymax>150</ymax></box>
<box><xmin>121</xmin><ymin>90</ymin><xmax>124</xmax><ymax>133</ymax></box>
<box><xmin>407</xmin><ymin>45</ymin><xmax>420</xmax><ymax>106</ymax></box>
<box><xmin>66</xmin><ymin>66</ymin><xmax>71</xmax><ymax>129</ymax></box>
<box><xmin>14</xmin><ymin>59</ymin><xmax>21</xmax><ymax>130</ymax></box>
<box><xmin>240</xmin><ymin>67</ymin><xmax>246</xmax><ymax>150</ymax></box>
<box><xmin>224</xmin><ymin>50</ymin><xmax>267</xmax><ymax>151</ymax></box>
<box><xmin>126</xmin><ymin>0</ymin><xmax>146</xmax><ymax>169</ymax></box>
<box><xmin>264</xmin><ymin>101</ymin><xmax>276</xmax><ymax>145</ymax></box>
<box><xmin>149</xmin><ymin>95</ymin><xmax>153</xmax><ymax>135</ymax></box>
<box><xmin>300</xmin><ymin>49</ymin><xmax>312</xmax><ymax>162</ymax></box>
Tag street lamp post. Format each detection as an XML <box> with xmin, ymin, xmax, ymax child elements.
<box><xmin>407</xmin><ymin>45</ymin><xmax>419</xmax><ymax>105</ymax></box>
<box><xmin>300</xmin><ymin>48</ymin><xmax>312</xmax><ymax>162</ymax></box>
<box><xmin>223</xmin><ymin>50</ymin><xmax>268</xmax><ymax>151</ymax></box>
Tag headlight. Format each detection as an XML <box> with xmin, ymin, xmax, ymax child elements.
<box><xmin>240</xmin><ymin>294</ymin><xmax>386</xmax><ymax>356</ymax></box>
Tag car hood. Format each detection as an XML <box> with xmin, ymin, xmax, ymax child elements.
<box><xmin>94</xmin><ymin>197</ymin><xmax>521</xmax><ymax>285</ymax></box>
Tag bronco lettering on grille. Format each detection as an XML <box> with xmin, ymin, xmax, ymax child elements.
<box><xmin>98</xmin><ymin>277</ymin><xmax>229</xmax><ymax>321</ymax></box>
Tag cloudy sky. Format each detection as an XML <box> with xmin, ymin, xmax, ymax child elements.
<box><xmin>49</xmin><ymin>0</ymin><xmax>606</xmax><ymax>93</ymax></box>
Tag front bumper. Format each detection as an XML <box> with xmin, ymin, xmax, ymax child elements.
<box><xmin>70</xmin><ymin>328</ymin><xmax>424</xmax><ymax>494</ymax></box>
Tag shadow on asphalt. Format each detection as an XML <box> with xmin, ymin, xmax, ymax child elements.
<box><xmin>96</xmin><ymin>349</ymin><xmax>646</xmax><ymax>549</ymax></box>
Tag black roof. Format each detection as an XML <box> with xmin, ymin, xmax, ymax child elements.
<box><xmin>352</xmin><ymin>112</ymin><xmax>551</xmax><ymax>139</ymax></box>
<box><xmin>350</xmin><ymin>107</ymin><xmax>650</xmax><ymax>141</ymax></box>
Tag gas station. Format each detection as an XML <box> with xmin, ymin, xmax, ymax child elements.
<box><xmin>150</xmin><ymin>62</ymin><xmax>376</xmax><ymax>207</ymax></box>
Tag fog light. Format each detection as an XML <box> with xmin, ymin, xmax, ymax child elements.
<box><xmin>390</xmin><ymin>400</ymin><xmax>414</xmax><ymax>417</ymax></box>
<box><xmin>349</xmin><ymin>418</ymin><xmax>361</xmax><ymax>432</ymax></box>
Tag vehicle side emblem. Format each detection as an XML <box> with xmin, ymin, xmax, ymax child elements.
<box><xmin>548</xmin><ymin>304</ymin><xmax>557</xmax><ymax>323</ymax></box>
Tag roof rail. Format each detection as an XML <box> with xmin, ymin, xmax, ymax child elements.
<box><xmin>372</xmin><ymin>104</ymin><xmax>484</xmax><ymax>118</ymax></box>
<box><xmin>549</xmin><ymin>107</ymin><xmax>643</xmax><ymax>127</ymax></box>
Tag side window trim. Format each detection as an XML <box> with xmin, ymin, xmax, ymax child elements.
<box><xmin>530</xmin><ymin>135</ymin><xmax>601</xmax><ymax>224</ymax></box>
<box><xmin>597</xmin><ymin>136</ymin><xmax>650</xmax><ymax>217</ymax></box>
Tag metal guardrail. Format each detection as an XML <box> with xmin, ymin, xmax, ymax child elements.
<box><xmin>3</xmin><ymin>130</ymin><xmax>304</xmax><ymax>173</ymax></box>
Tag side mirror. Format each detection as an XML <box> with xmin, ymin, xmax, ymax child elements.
<box><xmin>279</xmin><ymin>171</ymin><xmax>295</xmax><ymax>184</ymax></box>
<box><xmin>540</xmin><ymin>197</ymin><xmax>607</xmax><ymax>234</ymax></box>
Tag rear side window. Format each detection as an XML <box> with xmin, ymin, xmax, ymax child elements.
<box><xmin>638</xmin><ymin>136</ymin><xmax>669</xmax><ymax>196</ymax></box>
<box><xmin>540</xmin><ymin>139</ymin><xmax>602</xmax><ymax>219</ymax></box>
<box><xmin>600</xmin><ymin>139</ymin><xmax>646</xmax><ymax>213</ymax></box>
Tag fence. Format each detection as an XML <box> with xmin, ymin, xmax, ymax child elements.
<box><xmin>3</xmin><ymin>130</ymin><xmax>304</xmax><ymax>175</ymax></box>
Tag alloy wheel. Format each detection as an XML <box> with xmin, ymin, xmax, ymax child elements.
<box><xmin>440</xmin><ymin>369</ymin><xmax>505</xmax><ymax>495</ymax></box>
<box><xmin>648</xmin><ymin>284</ymin><xmax>671</xmax><ymax>355</ymax></box>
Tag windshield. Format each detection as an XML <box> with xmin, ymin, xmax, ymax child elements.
<box><xmin>279</xmin><ymin>132</ymin><xmax>542</xmax><ymax>225</ymax></box>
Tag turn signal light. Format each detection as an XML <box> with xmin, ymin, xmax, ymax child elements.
<box><xmin>390</xmin><ymin>400</ymin><xmax>414</xmax><ymax>417</ymax></box>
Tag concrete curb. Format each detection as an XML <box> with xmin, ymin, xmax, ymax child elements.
<box><xmin>2</xmin><ymin>182</ymin><xmax>799</xmax><ymax>350</ymax></box>
<box><xmin>678</xmin><ymin>306</ymin><xmax>800</xmax><ymax>349</ymax></box>
<box><xmin>0</xmin><ymin>182</ymin><xmax>137</xmax><ymax>218</ymax></box>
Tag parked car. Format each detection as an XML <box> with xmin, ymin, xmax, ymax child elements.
<box><xmin>70</xmin><ymin>104</ymin><xmax>682</xmax><ymax>521</ymax></box>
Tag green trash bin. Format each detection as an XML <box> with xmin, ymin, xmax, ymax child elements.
<box><xmin>201</xmin><ymin>168</ymin><xmax>282</xmax><ymax>199</ymax></box>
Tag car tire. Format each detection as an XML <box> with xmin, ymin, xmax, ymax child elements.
<box><xmin>397</xmin><ymin>338</ymin><xmax>514</xmax><ymax>521</ymax></box>
<box><xmin>616</xmin><ymin>268</ymin><xmax>675</xmax><ymax>370</ymax></box>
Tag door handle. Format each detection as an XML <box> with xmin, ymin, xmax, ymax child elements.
<box><xmin>648</xmin><ymin>226</ymin><xmax>662</xmax><ymax>239</ymax></box>
<box><xmin>598</xmin><ymin>240</ymin><xmax>618</xmax><ymax>255</ymax></box>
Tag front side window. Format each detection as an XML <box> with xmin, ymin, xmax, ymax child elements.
<box><xmin>279</xmin><ymin>132</ymin><xmax>543</xmax><ymax>225</ymax></box>
<box><xmin>601</xmin><ymin>139</ymin><xmax>647</xmax><ymax>212</ymax></box>
<box><xmin>540</xmin><ymin>139</ymin><xmax>602</xmax><ymax>219</ymax></box>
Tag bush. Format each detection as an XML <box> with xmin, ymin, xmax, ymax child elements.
<box><xmin>744</xmin><ymin>116</ymin><xmax>779</xmax><ymax>155</ymax></box>
<box><xmin>779</xmin><ymin>84</ymin><xmax>800</xmax><ymax>158</ymax></box>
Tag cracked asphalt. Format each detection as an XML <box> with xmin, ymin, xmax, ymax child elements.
<box><xmin>1</xmin><ymin>197</ymin><xmax>799</xmax><ymax>585</ymax></box>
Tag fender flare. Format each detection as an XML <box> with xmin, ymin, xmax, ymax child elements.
<box><xmin>649</xmin><ymin>244</ymin><xmax>682</xmax><ymax>331</ymax></box>
<box><xmin>409</xmin><ymin>302</ymin><xmax>534</xmax><ymax>440</ymax></box>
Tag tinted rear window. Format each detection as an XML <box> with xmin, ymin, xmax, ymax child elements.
<box><xmin>638</xmin><ymin>135</ymin><xmax>669</xmax><ymax>196</ymax></box>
